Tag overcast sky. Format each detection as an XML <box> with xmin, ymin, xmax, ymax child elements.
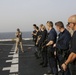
<box><xmin>0</xmin><ymin>0</ymin><xmax>76</xmax><ymax>32</ymax></box>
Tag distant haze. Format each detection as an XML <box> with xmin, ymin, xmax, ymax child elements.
<box><xmin>0</xmin><ymin>0</ymin><xmax>76</xmax><ymax>32</ymax></box>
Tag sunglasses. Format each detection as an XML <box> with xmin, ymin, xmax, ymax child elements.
<box><xmin>68</xmin><ymin>22</ymin><xmax>76</xmax><ymax>25</ymax></box>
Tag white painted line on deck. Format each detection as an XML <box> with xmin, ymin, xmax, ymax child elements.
<box><xmin>9</xmin><ymin>52</ymin><xmax>15</xmax><ymax>54</ymax></box>
<box><xmin>10</xmin><ymin>44</ymin><xmax>19</xmax><ymax>74</ymax></box>
<box><xmin>6</xmin><ymin>60</ymin><xmax>12</xmax><ymax>63</ymax></box>
<box><xmin>2</xmin><ymin>67</ymin><xmax>10</xmax><ymax>71</ymax></box>
<box><xmin>10</xmin><ymin>64</ymin><xmax>18</xmax><ymax>73</ymax></box>
<box><xmin>12</xmin><ymin>58</ymin><xmax>18</xmax><ymax>64</ymax></box>
<box><xmin>8</xmin><ymin>55</ymin><xmax>13</xmax><ymax>57</ymax></box>
<box><xmin>2</xmin><ymin>44</ymin><xmax>19</xmax><ymax>75</ymax></box>
<box><xmin>13</xmin><ymin>54</ymin><xmax>18</xmax><ymax>58</ymax></box>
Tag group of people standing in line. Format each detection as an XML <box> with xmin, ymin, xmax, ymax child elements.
<box><xmin>32</xmin><ymin>15</ymin><xmax>76</xmax><ymax>75</ymax></box>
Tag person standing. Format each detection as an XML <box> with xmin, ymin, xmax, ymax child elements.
<box><xmin>62</xmin><ymin>15</ymin><xmax>76</xmax><ymax>75</ymax></box>
<box><xmin>32</xmin><ymin>24</ymin><xmax>37</xmax><ymax>45</ymax></box>
<box><xmin>55</xmin><ymin>21</ymin><xmax>71</xmax><ymax>75</ymax></box>
<box><xmin>43</xmin><ymin>21</ymin><xmax>58</xmax><ymax>75</ymax></box>
<box><xmin>34</xmin><ymin>26</ymin><xmax>41</xmax><ymax>58</ymax></box>
<box><xmin>39</xmin><ymin>25</ymin><xmax>48</xmax><ymax>67</ymax></box>
<box><xmin>15</xmin><ymin>28</ymin><xmax>24</xmax><ymax>53</ymax></box>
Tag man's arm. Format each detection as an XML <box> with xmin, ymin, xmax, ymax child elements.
<box><xmin>42</xmin><ymin>40</ymin><xmax>54</xmax><ymax>48</ymax></box>
<box><xmin>65</xmin><ymin>52</ymin><xmax>76</xmax><ymax>65</ymax></box>
<box><xmin>33</xmin><ymin>32</ymin><xmax>37</xmax><ymax>36</ymax></box>
<box><xmin>15</xmin><ymin>32</ymin><xmax>18</xmax><ymax>37</ymax></box>
<box><xmin>62</xmin><ymin>52</ymin><xmax>76</xmax><ymax>71</ymax></box>
<box><xmin>46</xmin><ymin>41</ymin><xmax>54</xmax><ymax>46</ymax></box>
<box><xmin>36</xmin><ymin>36</ymin><xmax>41</xmax><ymax>45</ymax></box>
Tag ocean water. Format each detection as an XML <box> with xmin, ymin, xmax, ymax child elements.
<box><xmin>0</xmin><ymin>32</ymin><xmax>32</xmax><ymax>39</ymax></box>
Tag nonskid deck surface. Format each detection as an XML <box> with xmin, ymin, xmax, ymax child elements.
<box><xmin>0</xmin><ymin>40</ymin><xmax>73</xmax><ymax>75</ymax></box>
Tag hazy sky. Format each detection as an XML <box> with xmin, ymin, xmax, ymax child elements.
<box><xmin>0</xmin><ymin>0</ymin><xmax>76</xmax><ymax>32</ymax></box>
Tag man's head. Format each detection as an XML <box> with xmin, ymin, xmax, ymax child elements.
<box><xmin>68</xmin><ymin>15</ymin><xmax>76</xmax><ymax>30</ymax></box>
<box><xmin>17</xmin><ymin>28</ymin><xmax>20</xmax><ymax>32</ymax></box>
<box><xmin>41</xmin><ymin>25</ymin><xmax>46</xmax><ymax>31</ymax></box>
<box><xmin>40</xmin><ymin>24</ymin><xmax>44</xmax><ymax>30</ymax></box>
<box><xmin>55</xmin><ymin>21</ymin><xmax>64</xmax><ymax>32</ymax></box>
<box><xmin>46</xmin><ymin>21</ymin><xmax>53</xmax><ymax>30</ymax></box>
<box><xmin>35</xmin><ymin>26</ymin><xmax>39</xmax><ymax>32</ymax></box>
<box><xmin>33</xmin><ymin>24</ymin><xmax>37</xmax><ymax>30</ymax></box>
